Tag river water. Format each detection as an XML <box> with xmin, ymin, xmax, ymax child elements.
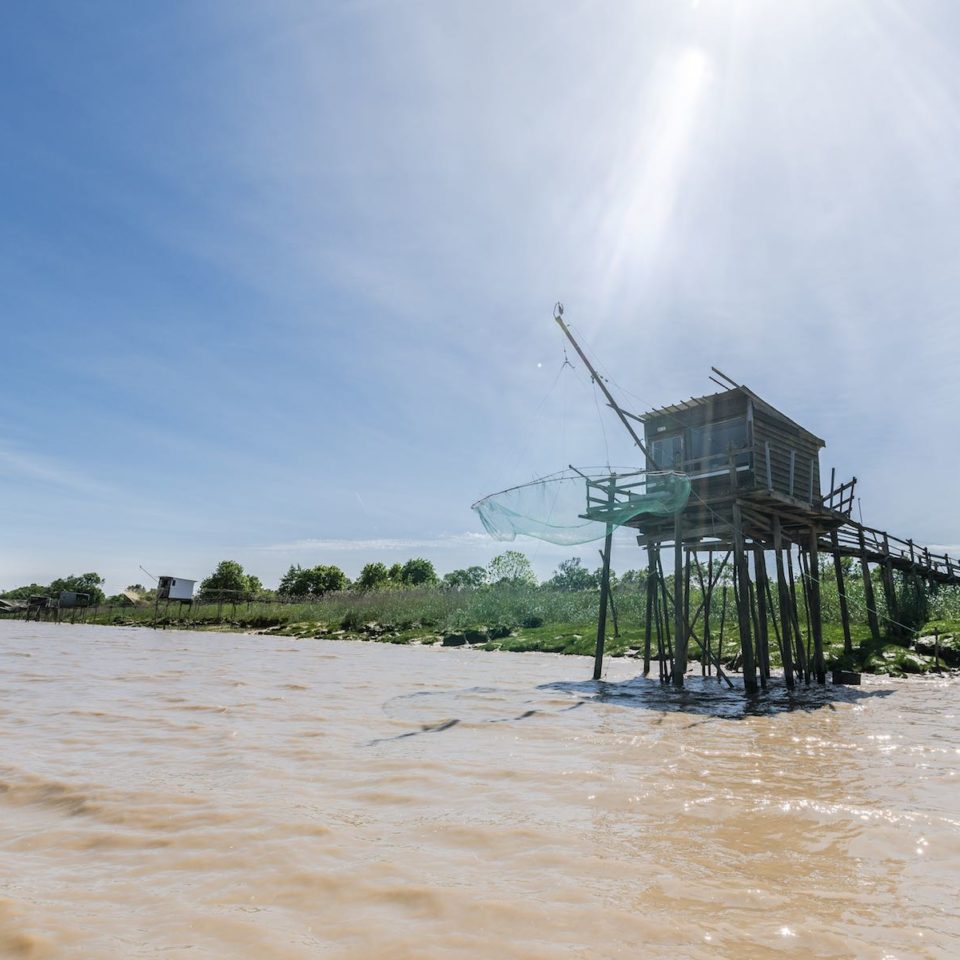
<box><xmin>0</xmin><ymin>621</ymin><xmax>958</xmax><ymax>959</ymax></box>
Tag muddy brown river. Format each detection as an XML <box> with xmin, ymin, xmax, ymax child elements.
<box><xmin>0</xmin><ymin>621</ymin><xmax>958</xmax><ymax>958</ymax></box>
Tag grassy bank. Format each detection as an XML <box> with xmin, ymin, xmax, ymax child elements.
<box><xmin>8</xmin><ymin>579</ymin><xmax>959</xmax><ymax>678</ymax></box>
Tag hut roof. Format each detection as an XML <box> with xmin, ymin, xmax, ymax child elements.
<box><xmin>640</xmin><ymin>385</ymin><xmax>826</xmax><ymax>448</ymax></box>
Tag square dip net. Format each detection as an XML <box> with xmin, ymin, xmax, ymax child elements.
<box><xmin>472</xmin><ymin>468</ymin><xmax>692</xmax><ymax>545</ymax></box>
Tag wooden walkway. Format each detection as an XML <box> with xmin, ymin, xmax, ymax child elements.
<box><xmin>821</xmin><ymin>520</ymin><xmax>960</xmax><ymax>586</ymax></box>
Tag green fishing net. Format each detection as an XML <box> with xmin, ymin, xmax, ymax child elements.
<box><xmin>472</xmin><ymin>469</ymin><xmax>692</xmax><ymax>546</ymax></box>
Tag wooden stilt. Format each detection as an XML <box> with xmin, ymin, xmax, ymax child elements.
<box><xmin>673</xmin><ymin>514</ymin><xmax>688</xmax><ymax>688</ymax></box>
<box><xmin>717</xmin><ymin>584</ymin><xmax>728</xmax><ymax>672</ymax></box>
<box><xmin>798</xmin><ymin>549</ymin><xmax>814</xmax><ymax>676</ymax></box>
<box><xmin>880</xmin><ymin>534</ymin><xmax>899</xmax><ymax>636</ymax></box>
<box><xmin>830</xmin><ymin>530</ymin><xmax>853</xmax><ymax>656</ymax></box>
<box><xmin>731</xmin><ymin>502</ymin><xmax>759</xmax><ymax>694</ymax></box>
<box><xmin>643</xmin><ymin>546</ymin><xmax>656</xmax><ymax>676</ymax></box>
<box><xmin>656</xmin><ymin>552</ymin><xmax>674</xmax><ymax>680</ymax></box>
<box><xmin>754</xmin><ymin>546</ymin><xmax>772</xmax><ymax>682</ymax></box>
<box><xmin>593</xmin><ymin>517</ymin><xmax>614</xmax><ymax>681</ymax></box>
<box><xmin>771</xmin><ymin>517</ymin><xmax>796</xmax><ymax>689</ymax></box>
<box><xmin>655</xmin><ymin>560</ymin><xmax>668</xmax><ymax>682</ymax></box>
<box><xmin>695</xmin><ymin>555</ymin><xmax>712</xmax><ymax>677</ymax></box>
<box><xmin>807</xmin><ymin>530</ymin><xmax>826</xmax><ymax>684</ymax></box>
<box><xmin>654</xmin><ymin>572</ymin><xmax>735</xmax><ymax>689</ymax></box>
<box><xmin>857</xmin><ymin>526</ymin><xmax>882</xmax><ymax>643</ymax></box>
<box><xmin>747</xmin><ymin>576</ymin><xmax>768</xmax><ymax>690</ymax></box>
<box><xmin>786</xmin><ymin>547</ymin><xmax>807</xmax><ymax>683</ymax></box>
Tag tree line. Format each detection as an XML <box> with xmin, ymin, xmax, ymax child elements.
<box><xmin>0</xmin><ymin>551</ymin><xmax>655</xmax><ymax>605</ymax></box>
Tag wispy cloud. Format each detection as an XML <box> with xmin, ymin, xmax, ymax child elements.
<box><xmin>0</xmin><ymin>440</ymin><xmax>112</xmax><ymax>498</ymax></box>
<box><xmin>255</xmin><ymin>533</ymin><xmax>489</xmax><ymax>553</ymax></box>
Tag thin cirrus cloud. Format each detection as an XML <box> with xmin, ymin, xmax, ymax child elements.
<box><xmin>3</xmin><ymin>1</ymin><xmax>960</xmax><ymax>591</ymax></box>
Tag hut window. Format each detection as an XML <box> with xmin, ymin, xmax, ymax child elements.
<box><xmin>688</xmin><ymin>417</ymin><xmax>747</xmax><ymax>462</ymax></box>
<box><xmin>651</xmin><ymin>433</ymin><xmax>683</xmax><ymax>470</ymax></box>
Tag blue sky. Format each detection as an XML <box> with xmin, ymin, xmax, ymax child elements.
<box><xmin>3</xmin><ymin>1</ymin><xmax>960</xmax><ymax>592</ymax></box>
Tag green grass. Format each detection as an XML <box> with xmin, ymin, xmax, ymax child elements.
<box><xmin>6</xmin><ymin>578</ymin><xmax>960</xmax><ymax>676</ymax></box>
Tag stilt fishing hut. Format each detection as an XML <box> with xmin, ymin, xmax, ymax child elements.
<box><xmin>473</xmin><ymin>304</ymin><xmax>960</xmax><ymax>695</ymax></box>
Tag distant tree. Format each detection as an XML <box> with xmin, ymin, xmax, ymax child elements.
<box><xmin>0</xmin><ymin>582</ymin><xmax>49</xmax><ymax>600</ymax></box>
<box><xmin>615</xmin><ymin>569</ymin><xmax>647</xmax><ymax>590</ymax></box>
<box><xmin>277</xmin><ymin>564</ymin><xmax>348</xmax><ymax>597</ymax></box>
<box><xmin>357</xmin><ymin>562</ymin><xmax>390</xmax><ymax>591</ymax></box>
<box><xmin>387</xmin><ymin>562</ymin><xmax>404</xmax><ymax>582</ymax></box>
<box><xmin>443</xmin><ymin>566</ymin><xmax>487</xmax><ymax>589</ymax></box>
<box><xmin>547</xmin><ymin>557</ymin><xmax>597</xmax><ymax>591</ymax></box>
<box><xmin>201</xmin><ymin>561</ymin><xmax>252</xmax><ymax>597</ymax></box>
<box><xmin>400</xmin><ymin>557</ymin><xmax>438</xmax><ymax>586</ymax></box>
<box><xmin>488</xmin><ymin>551</ymin><xmax>537</xmax><ymax>587</ymax></box>
<box><xmin>49</xmin><ymin>573</ymin><xmax>106</xmax><ymax>604</ymax></box>
<box><xmin>245</xmin><ymin>575</ymin><xmax>264</xmax><ymax>598</ymax></box>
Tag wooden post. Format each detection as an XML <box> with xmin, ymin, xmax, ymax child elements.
<box><xmin>593</xmin><ymin>516</ymin><xmax>613</xmax><ymax>680</ymax></box>
<box><xmin>747</xmin><ymin>577</ymin><xmax>768</xmax><ymax>690</ymax></box>
<box><xmin>695</xmin><ymin>554</ymin><xmax>712</xmax><ymax>677</ymax></box>
<box><xmin>717</xmin><ymin>583</ymin><xmax>727</xmax><ymax>671</ymax></box>
<box><xmin>656</xmin><ymin>552</ymin><xmax>674</xmax><ymax>681</ymax></box>
<box><xmin>830</xmin><ymin>530</ymin><xmax>853</xmax><ymax>656</ymax></box>
<box><xmin>807</xmin><ymin>530</ymin><xmax>826</xmax><ymax>684</ymax></box>
<box><xmin>643</xmin><ymin>545</ymin><xmax>656</xmax><ymax>676</ymax></box>
<box><xmin>753</xmin><ymin>546</ymin><xmax>772</xmax><ymax>683</ymax></box>
<box><xmin>672</xmin><ymin>514</ymin><xmax>688</xmax><ymax>688</ymax></box>
<box><xmin>880</xmin><ymin>534</ymin><xmax>899</xmax><ymax>631</ymax></box>
<box><xmin>731</xmin><ymin>502</ymin><xmax>759</xmax><ymax>694</ymax></box>
<box><xmin>857</xmin><ymin>527</ymin><xmax>882</xmax><ymax>643</ymax></box>
<box><xmin>786</xmin><ymin>548</ymin><xmax>807</xmax><ymax>683</ymax></box>
<box><xmin>655</xmin><ymin>568</ymin><xmax>668</xmax><ymax>682</ymax></box>
<box><xmin>771</xmin><ymin>517</ymin><xmax>796</xmax><ymax>689</ymax></box>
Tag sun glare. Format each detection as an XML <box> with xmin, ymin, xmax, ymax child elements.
<box><xmin>601</xmin><ymin>44</ymin><xmax>712</xmax><ymax>289</ymax></box>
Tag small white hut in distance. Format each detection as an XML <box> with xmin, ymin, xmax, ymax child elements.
<box><xmin>157</xmin><ymin>576</ymin><xmax>195</xmax><ymax>602</ymax></box>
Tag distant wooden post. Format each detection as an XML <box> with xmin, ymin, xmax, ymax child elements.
<box><xmin>771</xmin><ymin>517</ymin><xmax>796</xmax><ymax>689</ymax></box>
<box><xmin>672</xmin><ymin>513</ymin><xmax>689</xmax><ymax>688</ymax></box>
<box><xmin>731</xmin><ymin>502</ymin><xmax>759</xmax><ymax>694</ymax></box>
<box><xmin>807</xmin><ymin>530</ymin><xmax>826</xmax><ymax>684</ymax></box>
<box><xmin>830</xmin><ymin>530</ymin><xmax>853</xmax><ymax>656</ymax></box>
<box><xmin>857</xmin><ymin>527</ymin><xmax>882</xmax><ymax>643</ymax></box>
